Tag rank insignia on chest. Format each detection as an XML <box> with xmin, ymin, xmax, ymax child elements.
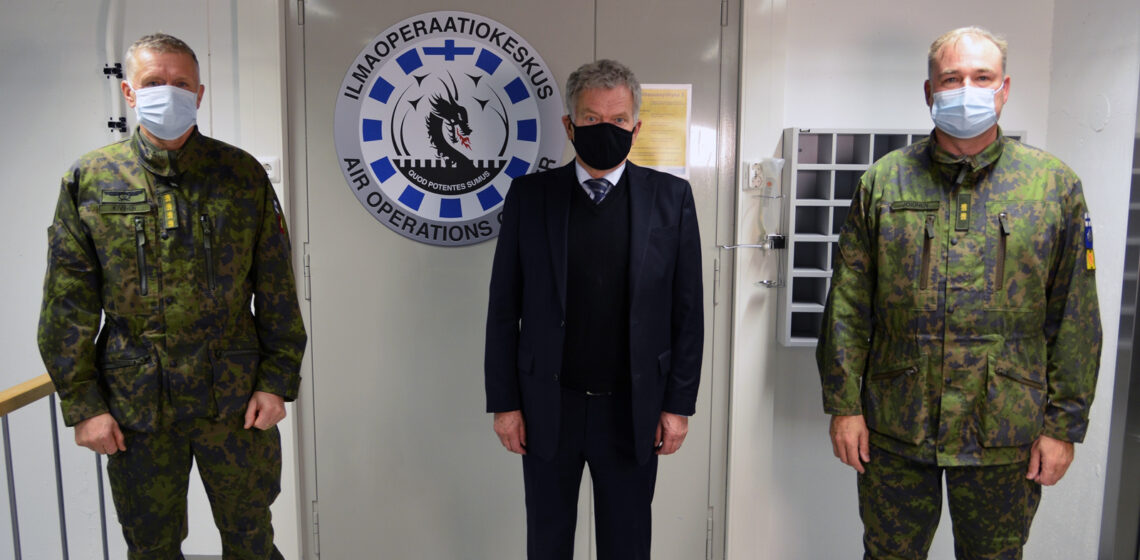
<box><xmin>1085</xmin><ymin>212</ymin><xmax>1096</xmax><ymax>270</ymax></box>
<box><xmin>955</xmin><ymin>192</ymin><xmax>971</xmax><ymax>231</ymax></box>
<box><xmin>160</xmin><ymin>192</ymin><xmax>179</xmax><ymax>230</ymax></box>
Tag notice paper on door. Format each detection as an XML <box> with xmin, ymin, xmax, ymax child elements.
<box><xmin>628</xmin><ymin>84</ymin><xmax>691</xmax><ymax>178</ymax></box>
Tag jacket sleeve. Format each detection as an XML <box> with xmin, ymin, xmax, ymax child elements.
<box><xmin>484</xmin><ymin>178</ymin><xmax>524</xmax><ymax>413</ymax></box>
<box><xmin>1041</xmin><ymin>175</ymin><xmax>1101</xmax><ymax>442</ymax></box>
<box><xmin>251</xmin><ymin>178</ymin><xmax>308</xmax><ymax>401</ymax></box>
<box><xmin>662</xmin><ymin>183</ymin><xmax>704</xmax><ymax>416</ymax></box>
<box><xmin>816</xmin><ymin>177</ymin><xmax>875</xmax><ymax>415</ymax></box>
<box><xmin>37</xmin><ymin>173</ymin><xmax>108</xmax><ymax>426</ymax></box>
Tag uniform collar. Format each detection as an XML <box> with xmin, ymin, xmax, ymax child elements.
<box><xmin>928</xmin><ymin>126</ymin><xmax>1006</xmax><ymax>186</ymax></box>
<box><xmin>930</xmin><ymin>126</ymin><xmax>1006</xmax><ymax>172</ymax></box>
<box><xmin>131</xmin><ymin>126</ymin><xmax>201</xmax><ymax>178</ymax></box>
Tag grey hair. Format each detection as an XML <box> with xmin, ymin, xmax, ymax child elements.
<box><xmin>565</xmin><ymin>59</ymin><xmax>642</xmax><ymax>121</ymax></box>
<box><xmin>928</xmin><ymin>26</ymin><xmax>1008</xmax><ymax>80</ymax></box>
<box><xmin>124</xmin><ymin>33</ymin><xmax>199</xmax><ymax>84</ymax></box>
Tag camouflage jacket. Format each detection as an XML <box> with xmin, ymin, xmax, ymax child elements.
<box><xmin>816</xmin><ymin>130</ymin><xmax>1101</xmax><ymax>466</ymax></box>
<box><xmin>38</xmin><ymin>127</ymin><xmax>307</xmax><ymax>431</ymax></box>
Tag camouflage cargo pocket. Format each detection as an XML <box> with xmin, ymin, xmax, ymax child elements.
<box><xmin>97</xmin><ymin>214</ymin><xmax>156</xmax><ymax>314</ymax></box>
<box><xmin>981</xmin><ymin>354</ymin><xmax>1045</xmax><ymax>447</ymax></box>
<box><xmin>863</xmin><ymin>357</ymin><xmax>929</xmax><ymax>445</ymax></box>
<box><xmin>101</xmin><ymin>352</ymin><xmax>159</xmax><ymax>431</ymax></box>
<box><xmin>209</xmin><ymin>343</ymin><xmax>260</xmax><ymax>417</ymax></box>
<box><xmin>984</xmin><ymin>201</ymin><xmax>1059</xmax><ymax>310</ymax></box>
<box><xmin>877</xmin><ymin>201</ymin><xmax>941</xmax><ymax>311</ymax></box>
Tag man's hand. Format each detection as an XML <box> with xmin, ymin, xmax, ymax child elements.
<box><xmin>493</xmin><ymin>410</ymin><xmax>527</xmax><ymax>454</ymax></box>
<box><xmin>830</xmin><ymin>414</ymin><xmax>870</xmax><ymax>474</ymax></box>
<box><xmin>655</xmin><ymin>412</ymin><xmax>689</xmax><ymax>455</ymax></box>
<box><xmin>75</xmin><ymin>413</ymin><xmax>126</xmax><ymax>455</ymax></box>
<box><xmin>1027</xmin><ymin>434</ymin><xmax>1074</xmax><ymax>486</ymax></box>
<box><xmin>244</xmin><ymin>391</ymin><xmax>286</xmax><ymax>430</ymax></box>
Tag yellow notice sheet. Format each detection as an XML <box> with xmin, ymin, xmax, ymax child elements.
<box><xmin>628</xmin><ymin>84</ymin><xmax>691</xmax><ymax>178</ymax></box>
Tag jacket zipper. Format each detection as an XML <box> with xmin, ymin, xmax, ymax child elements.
<box><xmin>215</xmin><ymin>348</ymin><xmax>260</xmax><ymax>358</ymax></box>
<box><xmin>103</xmin><ymin>355</ymin><xmax>149</xmax><ymax>369</ymax></box>
<box><xmin>201</xmin><ymin>215</ymin><xmax>217</xmax><ymax>292</ymax></box>
<box><xmin>997</xmin><ymin>212</ymin><xmax>1010</xmax><ymax>291</ymax></box>
<box><xmin>921</xmin><ymin>214</ymin><xmax>935</xmax><ymax>289</ymax></box>
<box><xmin>995</xmin><ymin>367</ymin><xmax>1044</xmax><ymax>390</ymax></box>
<box><xmin>133</xmin><ymin>216</ymin><xmax>148</xmax><ymax>295</ymax></box>
<box><xmin>870</xmin><ymin>365</ymin><xmax>917</xmax><ymax>380</ymax></box>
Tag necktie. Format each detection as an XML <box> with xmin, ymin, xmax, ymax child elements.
<box><xmin>584</xmin><ymin>178</ymin><xmax>612</xmax><ymax>204</ymax></box>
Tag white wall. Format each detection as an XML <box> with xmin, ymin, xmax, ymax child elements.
<box><xmin>731</xmin><ymin>0</ymin><xmax>1139</xmax><ymax>558</ymax></box>
<box><xmin>1037</xmin><ymin>0</ymin><xmax>1140</xmax><ymax>556</ymax></box>
<box><xmin>0</xmin><ymin>3</ymin><xmax>127</xmax><ymax>556</ymax></box>
<box><xmin>0</xmin><ymin>0</ymin><xmax>297</xmax><ymax>557</ymax></box>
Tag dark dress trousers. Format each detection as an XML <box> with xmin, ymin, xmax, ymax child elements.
<box><xmin>484</xmin><ymin>161</ymin><xmax>704</xmax><ymax>558</ymax></box>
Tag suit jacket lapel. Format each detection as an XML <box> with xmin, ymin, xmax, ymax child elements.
<box><xmin>627</xmin><ymin>163</ymin><xmax>653</xmax><ymax>299</ymax></box>
<box><xmin>546</xmin><ymin>163</ymin><xmax>574</xmax><ymax>313</ymax></box>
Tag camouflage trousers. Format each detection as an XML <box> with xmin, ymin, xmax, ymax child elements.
<box><xmin>858</xmin><ymin>446</ymin><xmax>1041</xmax><ymax>560</ymax></box>
<box><xmin>107</xmin><ymin>413</ymin><xmax>284</xmax><ymax>560</ymax></box>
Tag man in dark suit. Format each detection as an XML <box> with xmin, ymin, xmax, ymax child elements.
<box><xmin>484</xmin><ymin>59</ymin><xmax>704</xmax><ymax>559</ymax></box>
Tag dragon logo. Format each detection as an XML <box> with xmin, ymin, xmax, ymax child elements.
<box><xmin>428</xmin><ymin>78</ymin><xmax>473</xmax><ymax>165</ymax></box>
<box><xmin>334</xmin><ymin>11</ymin><xmax>564</xmax><ymax>246</ymax></box>
<box><xmin>386</xmin><ymin>71</ymin><xmax>512</xmax><ymax>195</ymax></box>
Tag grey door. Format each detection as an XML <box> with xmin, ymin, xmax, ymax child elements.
<box><xmin>286</xmin><ymin>1</ymin><xmax>738</xmax><ymax>557</ymax></box>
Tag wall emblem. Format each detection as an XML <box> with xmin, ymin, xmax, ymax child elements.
<box><xmin>334</xmin><ymin>11</ymin><xmax>564</xmax><ymax>246</ymax></box>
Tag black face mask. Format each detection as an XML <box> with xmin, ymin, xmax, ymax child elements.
<box><xmin>571</xmin><ymin>122</ymin><xmax>634</xmax><ymax>171</ymax></box>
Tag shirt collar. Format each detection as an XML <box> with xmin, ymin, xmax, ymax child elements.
<box><xmin>574</xmin><ymin>161</ymin><xmax>626</xmax><ymax>187</ymax></box>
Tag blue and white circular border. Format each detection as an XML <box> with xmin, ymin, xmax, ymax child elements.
<box><xmin>334</xmin><ymin>11</ymin><xmax>564</xmax><ymax>246</ymax></box>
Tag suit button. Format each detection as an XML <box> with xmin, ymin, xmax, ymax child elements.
<box><xmin>553</xmin><ymin>373</ymin><xmax>559</xmax><ymax>381</ymax></box>
<box><xmin>560</xmin><ymin>320</ymin><xmax>565</xmax><ymax>328</ymax></box>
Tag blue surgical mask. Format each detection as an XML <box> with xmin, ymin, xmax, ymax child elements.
<box><xmin>131</xmin><ymin>85</ymin><xmax>198</xmax><ymax>141</ymax></box>
<box><xmin>930</xmin><ymin>83</ymin><xmax>1004</xmax><ymax>139</ymax></box>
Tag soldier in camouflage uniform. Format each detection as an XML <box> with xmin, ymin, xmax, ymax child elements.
<box><xmin>37</xmin><ymin>33</ymin><xmax>306</xmax><ymax>559</ymax></box>
<box><xmin>816</xmin><ymin>27</ymin><xmax>1101</xmax><ymax>559</ymax></box>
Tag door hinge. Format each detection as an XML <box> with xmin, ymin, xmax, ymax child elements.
<box><xmin>296</xmin><ymin>0</ymin><xmax>305</xmax><ymax>25</ymax></box>
<box><xmin>720</xmin><ymin>0</ymin><xmax>729</xmax><ymax>27</ymax></box>
<box><xmin>712</xmin><ymin>258</ymin><xmax>720</xmax><ymax>306</ymax></box>
<box><xmin>103</xmin><ymin>63</ymin><xmax>123</xmax><ymax>79</ymax></box>
<box><xmin>303</xmin><ymin>242</ymin><xmax>312</xmax><ymax>301</ymax></box>
<box><xmin>312</xmin><ymin>499</ymin><xmax>320</xmax><ymax>556</ymax></box>
<box><xmin>706</xmin><ymin>505</ymin><xmax>714</xmax><ymax>559</ymax></box>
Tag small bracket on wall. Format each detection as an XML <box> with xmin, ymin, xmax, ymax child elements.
<box><xmin>103</xmin><ymin>63</ymin><xmax>123</xmax><ymax>80</ymax></box>
<box><xmin>107</xmin><ymin>117</ymin><xmax>127</xmax><ymax>133</ymax></box>
<box><xmin>719</xmin><ymin>234</ymin><xmax>786</xmax><ymax>288</ymax></box>
<box><xmin>719</xmin><ymin>234</ymin><xmax>786</xmax><ymax>252</ymax></box>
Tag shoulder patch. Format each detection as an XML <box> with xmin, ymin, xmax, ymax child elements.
<box><xmin>1085</xmin><ymin>213</ymin><xmax>1095</xmax><ymax>270</ymax></box>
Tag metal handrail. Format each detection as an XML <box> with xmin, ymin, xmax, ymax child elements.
<box><xmin>0</xmin><ymin>373</ymin><xmax>101</xmax><ymax>560</ymax></box>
